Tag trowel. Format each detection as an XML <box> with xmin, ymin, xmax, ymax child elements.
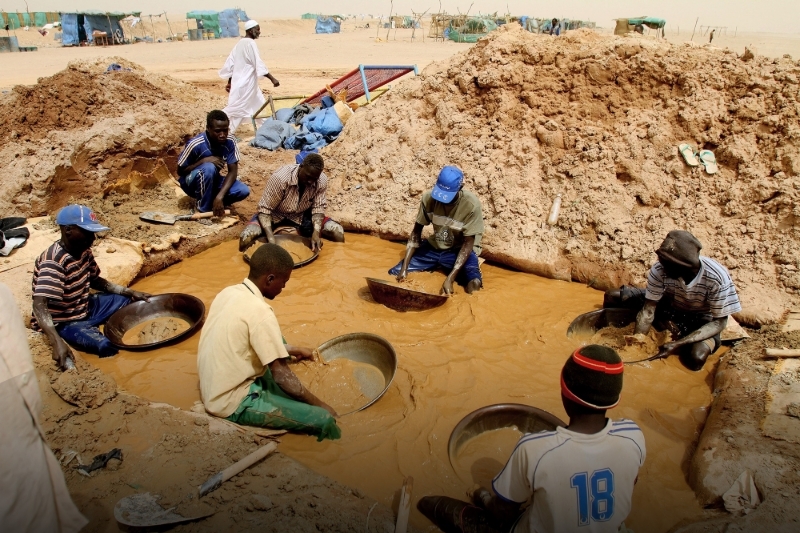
<box><xmin>139</xmin><ymin>210</ymin><xmax>230</xmax><ymax>225</ymax></box>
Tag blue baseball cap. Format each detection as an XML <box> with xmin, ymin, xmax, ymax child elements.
<box><xmin>55</xmin><ymin>205</ymin><xmax>110</xmax><ymax>233</ymax></box>
<box><xmin>431</xmin><ymin>166</ymin><xmax>464</xmax><ymax>204</ymax></box>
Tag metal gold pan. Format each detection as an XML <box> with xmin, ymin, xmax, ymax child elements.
<box><xmin>104</xmin><ymin>293</ymin><xmax>206</xmax><ymax>350</ymax></box>
<box><xmin>365</xmin><ymin>277</ymin><xmax>448</xmax><ymax>312</ymax></box>
<box><xmin>448</xmin><ymin>403</ymin><xmax>566</xmax><ymax>472</ymax></box>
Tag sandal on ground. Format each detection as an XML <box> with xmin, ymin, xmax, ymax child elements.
<box><xmin>678</xmin><ymin>143</ymin><xmax>700</xmax><ymax>166</ymax></box>
<box><xmin>698</xmin><ymin>149</ymin><xmax>718</xmax><ymax>174</ymax></box>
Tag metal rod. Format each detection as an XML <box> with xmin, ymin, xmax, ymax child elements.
<box><xmin>359</xmin><ymin>64</ymin><xmax>371</xmax><ymax>103</ymax></box>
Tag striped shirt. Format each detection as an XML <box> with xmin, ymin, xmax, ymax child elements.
<box><xmin>257</xmin><ymin>164</ymin><xmax>327</xmax><ymax>225</ymax></box>
<box><xmin>645</xmin><ymin>256</ymin><xmax>742</xmax><ymax>319</ymax></box>
<box><xmin>31</xmin><ymin>241</ymin><xmax>100</xmax><ymax>329</ymax></box>
<box><xmin>493</xmin><ymin>419</ymin><xmax>646</xmax><ymax>533</ymax></box>
<box><xmin>176</xmin><ymin>132</ymin><xmax>240</xmax><ymax>178</ymax></box>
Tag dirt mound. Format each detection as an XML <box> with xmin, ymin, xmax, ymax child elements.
<box><xmin>1</xmin><ymin>59</ymin><xmax>164</xmax><ymax>144</ymax></box>
<box><xmin>323</xmin><ymin>25</ymin><xmax>800</xmax><ymax>325</ymax></box>
<box><xmin>0</xmin><ymin>57</ymin><xmax>221</xmax><ymax>217</ymax></box>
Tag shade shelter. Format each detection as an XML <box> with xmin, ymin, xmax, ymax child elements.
<box><xmin>59</xmin><ymin>11</ymin><xmax>139</xmax><ymax>45</ymax></box>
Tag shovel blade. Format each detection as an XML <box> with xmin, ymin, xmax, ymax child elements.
<box><xmin>139</xmin><ymin>212</ymin><xmax>177</xmax><ymax>225</ymax></box>
<box><xmin>114</xmin><ymin>493</ymin><xmax>213</xmax><ymax>527</ymax></box>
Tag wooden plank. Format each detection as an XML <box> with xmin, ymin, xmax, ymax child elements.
<box><xmin>395</xmin><ymin>476</ymin><xmax>414</xmax><ymax>533</ymax></box>
<box><xmin>764</xmin><ymin>348</ymin><xmax>800</xmax><ymax>358</ymax></box>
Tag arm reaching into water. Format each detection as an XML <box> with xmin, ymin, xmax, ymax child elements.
<box><xmin>269</xmin><ymin>358</ymin><xmax>337</xmax><ymax>417</ymax></box>
<box><xmin>396</xmin><ymin>223</ymin><xmax>424</xmax><ymax>282</ymax></box>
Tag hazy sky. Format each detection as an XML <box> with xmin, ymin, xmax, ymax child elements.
<box><xmin>4</xmin><ymin>1</ymin><xmax>799</xmax><ymax>34</ymax></box>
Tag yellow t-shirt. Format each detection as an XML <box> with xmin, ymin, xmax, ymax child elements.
<box><xmin>197</xmin><ymin>278</ymin><xmax>290</xmax><ymax>417</ymax></box>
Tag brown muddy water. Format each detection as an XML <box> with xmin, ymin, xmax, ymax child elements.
<box><xmin>88</xmin><ymin>234</ymin><xmax>717</xmax><ymax>531</ymax></box>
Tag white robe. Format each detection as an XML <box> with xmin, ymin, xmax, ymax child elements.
<box><xmin>0</xmin><ymin>283</ymin><xmax>88</xmax><ymax>533</ymax></box>
<box><xmin>219</xmin><ymin>38</ymin><xmax>269</xmax><ymax>134</ymax></box>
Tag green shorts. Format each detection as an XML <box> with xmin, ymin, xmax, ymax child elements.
<box><xmin>226</xmin><ymin>365</ymin><xmax>341</xmax><ymax>442</ymax></box>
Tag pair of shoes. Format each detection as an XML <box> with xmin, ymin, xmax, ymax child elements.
<box><xmin>678</xmin><ymin>144</ymin><xmax>718</xmax><ymax>174</ymax></box>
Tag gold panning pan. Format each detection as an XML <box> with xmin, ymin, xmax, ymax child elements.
<box><xmin>448</xmin><ymin>403</ymin><xmax>566</xmax><ymax>472</ymax></box>
<box><xmin>365</xmin><ymin>277</ymin><xmax>448</xmax><ymax>312</ymax></box>
<box><xmin>316</xmin><ymin>333</ymin><xmax>398</xmax><ymax>416</ymax></box>
<box><xmin>566</xmin><ymin>308</ymin><xmax>638</xmax><ymax>337</ymax></box>
<box><xmin>243</xmin><ymin>234</ymin><xmax>319</xmax><ymax>268</ymax></box>
<box><xmin>104</xmin><ymin>293</ymin><xmax>206</xmax><ymax>350</ymax></box>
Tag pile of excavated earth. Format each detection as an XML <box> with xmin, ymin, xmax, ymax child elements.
<box><xmin>324</xmin><ymin>24</ymin><xmax>800</xmax><ymax>326</ymax></box>
<box><xmin>0</xmin><ymin>57</ymin><xmax>216</xmax><ymax>217</ymax></box>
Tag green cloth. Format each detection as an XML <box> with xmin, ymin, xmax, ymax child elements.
<box><xmin>226</xmin><ymin>366</ymin><xmax>341</xmax><ymax>442</ymax></box>
<box><xmin>186</xmin><ymin>11</ymin><xmax>221</xmax><ymax>37</ymax></box>
<box><xmin>416</xmin><ymin>190</ymin><xmax>484</xmax><ymax>254</ymax></box>
<box><xmin>626</xmin><ymin>17</ymin><xmax>666</xmax><ymax>29</ymax></box>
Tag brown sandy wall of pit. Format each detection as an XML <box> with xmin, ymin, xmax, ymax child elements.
<box><xmin>322</xmin><ymin>25</ymin><xmax>800</xmax><ymax>326</ymax></box>
<box><xmin>0</xmin><ymin>57</ymin><xmax>218</xmax><ymax>217</ymax></box>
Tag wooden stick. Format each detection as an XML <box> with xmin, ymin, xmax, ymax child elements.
<box><xmin>764</xmin><ymin>348</ymin><xmax>800</xmax><ymax>358</ymax></box>
<box><xmin>395</xmin><ymin>476</ymin><xmax>414</xmax><ymax>533</ymax></box>
<box><xmin>199</xmin><ymin>441</ymin><xmax>277</xmax><ymax>496</ymax></box>
<box><xmin>690</xmin><ymin>17</ymin><xmax>698</xmax><ymax>41</ymax></box>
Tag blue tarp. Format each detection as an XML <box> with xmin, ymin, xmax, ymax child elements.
<box><xmin>315</xmin><ymin>16</ymin><xmax>341</xmax><ymax>34</ymax></box>
<box><xmin>60</xmin><ymin>12</ymin><xmax>128</xmax><ymax>45</ymax></box>
<box><xmin>219</xmin><ymin>9</ymin><xmax>248</xmax><ymax>38</ymax></box>
<box><xmin>252</xmin><ymin>119</ymin><xmax>296</xmax><ymax>151</ymax></box>
<box><xmin>284</xmin><ymin>107</ymin><xmax>343</xmax><ymax>151</ymax></box>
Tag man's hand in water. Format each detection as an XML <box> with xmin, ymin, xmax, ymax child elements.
<box><xmin>286</xmin><ymin>345</ymin><xmax>315</xmax><ymax>361</ymax></box>
<box><xmin>441</xmin><ymin>276</ymin><xmax>455</xmax><ymax>295</ymax></box>
<box><xmin>655</xmin><ymin>341</ymin><xmax>679</xmax><ymax>360</ymax></box>
<box><xmin>310</xmin><ymin>231</ymin><xmax>322</xmax><ymax>253</ymax></box>
<box><xmin>396</xmin><ymin>268</ymin><xmax>408</xmax><ymax>282</ymax></box>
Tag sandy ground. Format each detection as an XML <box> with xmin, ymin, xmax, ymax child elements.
<box><xmin>4</xmin><ymin>18</ymin><xmax>800</xmax><ymax>93</ymax></box>
<box><xmin>3</xmin><ymin>18</ymin><xmax>800</xmax><ymax>533</ymax></box>
<box><xmin>1</xmin><ymin>18</ymin><xmax>471</xmax><ymax>95</ymax></box>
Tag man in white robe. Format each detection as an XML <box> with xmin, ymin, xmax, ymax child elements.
<box><xmin>0</xmin><ymin>282</ymin><xmax>88</xmax><ymax>533</ymax></box>
<box><xmin>219</xmin><ymin>20</ymin><xmax>280</xmax><ymax>134</ymax></box>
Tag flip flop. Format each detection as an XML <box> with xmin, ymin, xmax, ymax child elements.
<box><xmin>679</xmin><ymin>144</ymin><xmax>700</xmax><ymax>166</ymax></box>
<box><xmin>698</xmin><ymin>149</ymin><xmax>718</xmax><ymax>174</ymax></box>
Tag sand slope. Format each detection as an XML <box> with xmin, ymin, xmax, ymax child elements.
<box><xmin>323</xmin><ymin>24</ymin><xmax>800</xmax><ymax>325</ymax></box>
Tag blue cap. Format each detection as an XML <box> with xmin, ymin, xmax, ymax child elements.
<box><xmin>431</xmin><ymin>166</ymin><xmax>464</xmax><ymax>204</ymax></box>
<box><xmin>55</xmin><ymin>205</ymin><xmax>110</xmax><ymax>233</ymax></box>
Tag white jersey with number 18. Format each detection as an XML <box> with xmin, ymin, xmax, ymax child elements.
<box><xmin>493</xmin><ymin>419</ymin><xmax>646</xmax><ymax>533</ymax></box>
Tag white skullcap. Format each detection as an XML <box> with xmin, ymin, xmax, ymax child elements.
<box><xmin>244</xmin><ymin>20</ymin><xmax>259</xmax><ymax>30</ymax></box>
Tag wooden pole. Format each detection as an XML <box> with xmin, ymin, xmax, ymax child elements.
<box><xmin>690</xmin><ymin>17</ymin><xmax>698</xmax><ymax>41</ymax></box>
<box><xmin>764</xmin><ymin>348</ymin><xmax>800</xmax><ymax>358</ymax></box>
<box><xmin>163</xmin><ymin>12</ymin><xmax>174</xmax><ymax>38</ymax></box>
<box><xmin>395</xmin><ymin>477</ymin><xmax>414</xmax><ymax>533</ymax></box>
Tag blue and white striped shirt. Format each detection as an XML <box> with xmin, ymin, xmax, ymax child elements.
<box><xmin>645</xmin><ymin>256</ymin><xmax>742</xmax><ymax>319</ymax></box>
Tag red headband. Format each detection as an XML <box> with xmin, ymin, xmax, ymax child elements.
<box><xmin>571</xmin><ymin>348</ymin><xmax>624</xmax><ymax>374</ymax></box>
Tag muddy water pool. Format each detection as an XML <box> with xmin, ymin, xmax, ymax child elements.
<box><xmin>88</xmin><ymin>234</ymin><xmax>716</xmax><ymax>531</ymax></box>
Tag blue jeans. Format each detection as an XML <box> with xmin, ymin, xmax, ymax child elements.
<box><xmin>178</xmin><ymin>162</ymin><xmax>250</xmax><ymax>213</ymax></box>
<box><xmin>388</xmin><ymin>241</ymin><xmax>482</xmax><ymax>286</ymax></box>
<box><xmin>56</xmin><ymin>294</ymin><xmax>131</xmax><ymax>357</ymax></box>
